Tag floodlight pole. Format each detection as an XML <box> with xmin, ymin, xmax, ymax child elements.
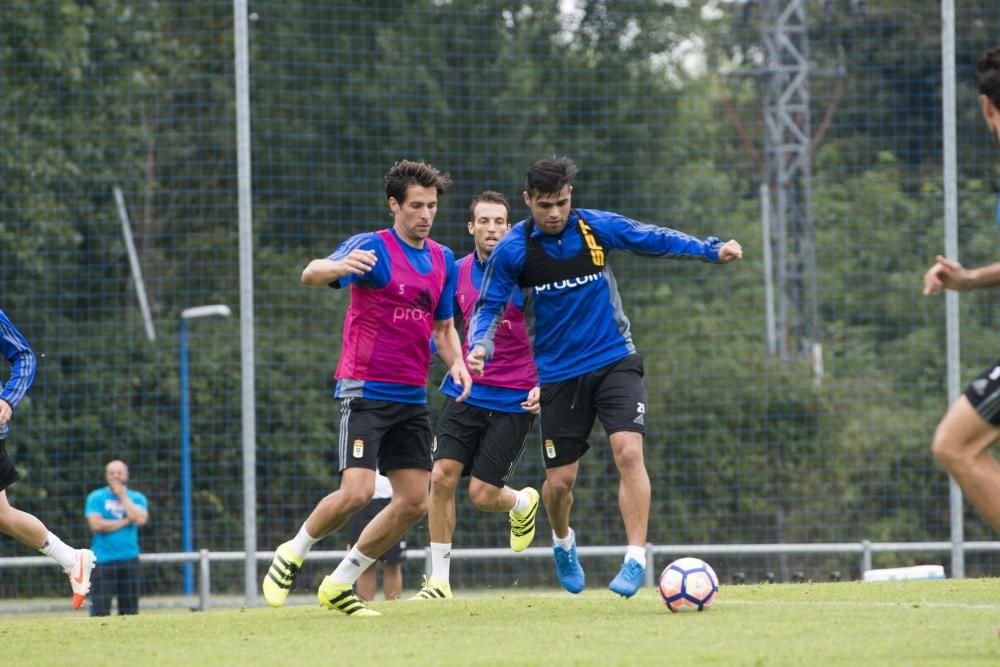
<box><xmin>940</xmin><ymin>0</ymin><xmax>963</xmax><ymax>579</ymax></box>
<box><xmin>179</xmin><ymin>304</ymin><xmax>231</xmax><ymax>595</ymax></box>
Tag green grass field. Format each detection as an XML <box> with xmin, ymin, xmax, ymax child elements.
<box><xmin>8</xmin><ymin>579</ymin><xmax>1000</xmax><ymax>666</ymax></box>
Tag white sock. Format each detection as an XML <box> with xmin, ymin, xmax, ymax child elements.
<box><xmin>510</xmin><ymin>489</ymin><xmax>531</xmax><ymax>514</ymax></box>
<box><xmin>625</xmin><ymin>545</ymin><xmax>647</xmax><ymax>568</ymax></box>
<box><xmin>430</xmin><ymin>542</ymin><xmax>452</xmax><ymax>584</ymax></box>
<box><xmin>289</xmin><ymin>524</ymin><xmax>319</xmax><ymax>558</ymax></box>
<box><xmin>329</xmin><ymin>546</ymin><xmax>375</xmax><ymax>585</ymax></box>
<box><xmin>39</xmin><ymin>532</ymin><xmax>77</xmax><ymax>570</ymax></box>
<box><xmin>552</xmin><ymin>528</ymin><xmax>575</xmax><ymax>551</ymax></box>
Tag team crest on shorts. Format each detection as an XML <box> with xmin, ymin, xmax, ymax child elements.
<box><xmin>545</xmin><ymin>439</ymin><xmax>556</xmax><ymax>459</ymax></box>
<box><xmin>353</xmin><ymin>439</ymin><xmax>364</xmax><ymax>458</ymax></box>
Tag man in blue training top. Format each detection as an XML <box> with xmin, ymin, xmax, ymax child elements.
<box><xmin>85</xmin><ymin>459</ymin><xmax>149</xmax><ymax>615</ymax></box>
<box><xmin>467</xmin><ymin>156</ymin><xmax>742</xmax><ymax>598</ymax></box>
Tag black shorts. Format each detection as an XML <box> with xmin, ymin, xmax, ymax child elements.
<box><xmin>346</xmin><ymin>497</ymin><xmax>403</xmax><ymax>564</ymax></box>
<box><xmin>433</xmin><ymin>397</ymin><xmax>536</xmax><ymax>488</ymax></box>
<box><xmin>0</xmin><ymin>440</ymin><xmax>20</xmax><ymax>492</ymax></box>
<box><xmin>964</xmin><ymin>359</ymin><xmax>1000</xmax><ymax>425</ymax></box>
<box><xmin>539</xmin><ymin>353</ymin><xmax>646</xmax><ymax>468</ymax></box>
<box><xmin>337</xmin><ymin>398</ymin><xmax>432</xmax><ymax>473</ymax></box>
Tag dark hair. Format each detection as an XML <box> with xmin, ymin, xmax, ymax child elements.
<box><xmin>468</xmin><ymin>190</ymin><xmax>510</xmax><ymax>222</ymax></box>
<box><xmin>384</xmin><ymin>160</ymin><xmax>451</xmax><ymax>204</ymax></box>
<box><xmin>524</xmin><ymin>156</ymin><xmax>578</xmax><ymax>197</ymax></box>
<box><xmin>975</xmin><ymin>46</ymin><xmax>1000</xmax><ymax>110</ymax></box>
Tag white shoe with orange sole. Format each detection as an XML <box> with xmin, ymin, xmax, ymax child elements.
<box><xmin>67</xmin><ymin>549</ymin><xmax>96</xmax><ymax>609</ymax></box>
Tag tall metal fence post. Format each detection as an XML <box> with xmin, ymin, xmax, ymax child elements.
<box><xmin>940</xmin><ymin>0</ymin><xmax>964</xmax><ymax>580</ymax></box>
<box><xmin>233</xmin><ymin>0</ymin><xmax>260</xmax><ymax>604</ymax></box>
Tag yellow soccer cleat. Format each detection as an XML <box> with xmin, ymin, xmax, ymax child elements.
<box><xmin>262</xmin><ymin>541</ymin><xmax>304</xmax><ymax>608</ymax></box>
<box><xmin>407</xmin><ymin>576</ymin><xmax>453</xmax><ymax>600</ymax></box>
<box><xmin>509</xmin><ymin>486</ymin><xmax>540</xmax><ymax>553</ymax></box>
<box><xmin>317</xmin><ymin>578</ymin><xmax>381</xmax><ymax>617</ymax></box>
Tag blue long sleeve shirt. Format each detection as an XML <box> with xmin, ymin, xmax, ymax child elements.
<box><xmin>468</xmin><ymin>208</ymin><xmax>722</xmax><ymax>383</ymax></box>
<box><xmin>0</xmin><ymin>308</ymin><xmax>37</xmax><ymax>440</ymax></box>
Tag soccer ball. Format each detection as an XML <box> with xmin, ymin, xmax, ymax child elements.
<box><xmin>658</xmin><ymin>557</ymin><xmax>719</xmax><ymax>612</ymax></box>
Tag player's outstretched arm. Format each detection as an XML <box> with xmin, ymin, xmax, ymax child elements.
<box><xmin>301</xmin><ymin>250</ymin><xmax>377</xmax><ymax>287</ymax></box>
<box><xmin>593</xmin><ymin>212</ymin><xmax>739</xmax><ymax>263</ymax></box>
<box><xmin>922</xmin><ymin>255</ymin><xmax>1000</xmax><ymax>295</ymax></box>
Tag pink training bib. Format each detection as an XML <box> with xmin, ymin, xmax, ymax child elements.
<box><xmin>336</xmin><ymin>229</ymin><xmax>446</xmax><ymax>386</ymax></box>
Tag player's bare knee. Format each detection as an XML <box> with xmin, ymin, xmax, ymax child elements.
<box><xmin>931</xmin><ymin>428</ymin><xmax>973</xmax><ymax>472</ymax></box>
<box><xmin>340</xmin><ymin>487</ymin><xmax>374</xmax><ymax>513</ymax></box>
<box><xmin>467</xmin><ymin>479</ymin><xmax>501</xmax><ymax>509</ymax></box>
<box><xmin>544</xmin><ymin>475</ymin><xmax>575</xmax><ymax>498</ymax></box>
<box><xmin>613</xmin><ymin>445</ymin><xmax>645</xmax><ymax>474</ymax></box>
<box><xmin>430</xmin><ymin>466</ymin><xmax>459</xmax><ymax>494</ymax></box>
<box><xmin>394</xmin><ymin>497</ymin><xmax>428</xmax><ymax>523</ymax></box>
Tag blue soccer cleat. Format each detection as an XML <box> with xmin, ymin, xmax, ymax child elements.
<box><xmin>608</xmin><ymin>558</ymin><xmax>645</xmax><ymax>598</ymax></box>
<box><xmin>553</xmin><ymin>543</ymin><xmax>585</xmax><ymax>594</ymax></box>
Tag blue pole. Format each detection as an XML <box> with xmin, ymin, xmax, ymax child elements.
<box><xmin>179</xmin><ymin>319</ymin><xmax>194</xmax><ymax>595</ymax></box>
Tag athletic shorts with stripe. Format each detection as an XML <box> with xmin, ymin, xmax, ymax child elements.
<box><xmin>963</xmin><ymin>358</ymin><xmax>1000</xmax><ymax>425</ymax></box>
<box><xmin>433</xmin><ymin>397</ymin><xmax>536</xmax><ymax>488</ymax></box>
<box><xmin>539</xmin><ymin>353</ymin><xmax>647</xmax><ymax>469</ymax></box>
<box><xmin>336</xmin><ymin>398</ymin><xmax>432</xmax><ymax>473</ymax></box>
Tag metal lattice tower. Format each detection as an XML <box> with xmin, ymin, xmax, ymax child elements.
<box><xmin>760</xmin><ymin>0</ymin><xmax>819</xmax><ymax>367</ymax></box>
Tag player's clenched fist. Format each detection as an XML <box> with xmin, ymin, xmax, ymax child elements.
<box><xmin>336</xmin><ymin>249</ymin><xmax>378</xmax><ymax>276</ymax></box>
<box><xmin>717</xmin><ymin>240</ymin><xmax>743</xmax><ymax>264</ymax></box>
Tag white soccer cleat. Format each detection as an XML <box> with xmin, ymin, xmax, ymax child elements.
<box><xmin>67</xmin><ymin>549</ymin><xmax>96</xmax><ymax>609</ymax></box>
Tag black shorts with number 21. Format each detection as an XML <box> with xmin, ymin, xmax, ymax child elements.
<box><xmin>539</xmin><ymin>353</ymin><xmax>647</xmax><ymax>468</ymax></box>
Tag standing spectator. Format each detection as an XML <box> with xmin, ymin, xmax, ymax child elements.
<box><xmin>0</xmin><ymin>305</ymin><xmax>95</xmax><ymax>609</ymax></box>
<box><xmin>85</xmin><ymin>459</ymin><xmax>149</xmax><ymax>616</ymax></box>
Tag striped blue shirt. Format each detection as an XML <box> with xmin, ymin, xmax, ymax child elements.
<box><xmin>0</xmin><ymin>308</ymin><xmax>37</xmax><ymax>440</ymax></box>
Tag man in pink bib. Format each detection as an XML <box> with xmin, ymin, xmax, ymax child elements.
<box><xmin>411</xmin><ymin>191</ymin><xmax>540</xmax><ymax>601</ymax></box>
<box><xmin>262</xmin><ymin>160</ymin><xmax>471</xmax><ymax>616</ymax></box>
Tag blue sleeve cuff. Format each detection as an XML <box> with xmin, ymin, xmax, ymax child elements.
<box><xmin>705</xmin><ymin>236</ymin><xmax>722</xmax><ymax>263</ymax></box>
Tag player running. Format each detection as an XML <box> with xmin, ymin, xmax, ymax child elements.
<box><xmin>0</xmin><ymin>306</ymin><xmax>96</xmax><ymax>609</ymax></box>
<box><xmin>262</xmin><ymin>160</ymin><xmax>471</xmax><ymax>616</ymax></box>
<box><xmin>467</xmin><ymin>157</ymin><xmax>742</xmax><ymax>598</ymax></box>
<box><xmin>411</xmin><ymin>191</ymin><xmax>540</xmax><ymax>601</ymax></box>
<box><xmin>924</xmin><ymin>46</ymin><xmax>1000</xmax><ymax>536</ymax></box>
